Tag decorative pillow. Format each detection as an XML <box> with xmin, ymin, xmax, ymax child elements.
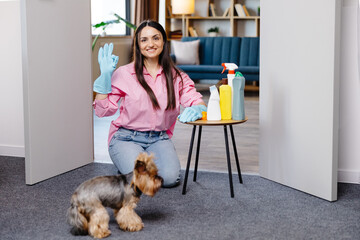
<box><xmin>172</xmin><ymin>39</ymin><xmax>200</xmax><ymax>65</ymax></box>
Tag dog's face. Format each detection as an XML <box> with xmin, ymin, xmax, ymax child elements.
<box><xmin>133</xmin><ymin>152</ymin><xmax>163</xmax><ymax>197</ymax></box>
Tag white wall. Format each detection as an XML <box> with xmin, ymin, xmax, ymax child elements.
<box><xmin>1</xmin><ymin>0</ymin><xmax>360</xmax><ymax>184</ymax></box>
<box><xmin>0</xmin><ymin>0</ymin><xmax>25</xmax><ymax>157</ymax></box>
<box><xmin>338</xmin><ymin>0</ymin><xmax>360</xmax><ymax>183</ymax></box>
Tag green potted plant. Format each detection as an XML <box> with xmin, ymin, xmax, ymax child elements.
<box><xmin>207</xmin><ymin>26</ymin><xmax>219</xmax><ymax>37</ymax></box>
<box><xmin>92</xmin><ymin>13</ymin><xmax>137</xmax><ymax>51</ymax></box>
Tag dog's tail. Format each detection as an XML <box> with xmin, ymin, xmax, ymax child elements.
<box><xmin>67</xmin><ymin>193</ymin><xmax>88</xmax><ymax>236</ymax></box>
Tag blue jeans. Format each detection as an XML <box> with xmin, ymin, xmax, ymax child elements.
<box><xmin>108</xmin><ymin>127</ymin><xmax>181</xmax><ymax>187</ymax></box>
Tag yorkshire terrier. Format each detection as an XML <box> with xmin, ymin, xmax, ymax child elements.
<box><xmin>67</xmin><ymin>152</ymin><xmax>163</xmax><ymax>239</ymax></box>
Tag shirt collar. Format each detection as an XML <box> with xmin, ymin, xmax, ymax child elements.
<box><xmin>129</xmin><ymin>62</ymin><xmax>164</xmax><ymax>76</ymax></box>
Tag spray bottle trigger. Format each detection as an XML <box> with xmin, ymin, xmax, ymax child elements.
<box><xmin>221</xmin><ymin>63</ymin><xmax>226</xmax><ymax>74</ymax></box>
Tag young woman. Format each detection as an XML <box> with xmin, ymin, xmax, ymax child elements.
<box><xmin>93</xmin><ymin>20</ymin><xmax>206</xmax><ymax>187</ymax></box>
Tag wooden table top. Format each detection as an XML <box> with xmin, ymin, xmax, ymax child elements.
<box><xmin>179</xmin><ymin>117</ymin><xmax>248</xmax><ymax>126</ymax></box>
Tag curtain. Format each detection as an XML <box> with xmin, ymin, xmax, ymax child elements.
<box><xmin>134</xmin><ymin>0</ymin><xmax>159</xmax><ymax>26</ymax></box>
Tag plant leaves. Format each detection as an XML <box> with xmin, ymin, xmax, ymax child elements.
<box><xmin>92</xmin><ymin>34</ymin><xmax>100</xmax><ymax>51</ymax></box>
<box><xmin>114</xmin><ymin>13</ymin><xmax>137</xmax><ymax>30</ymax></box>
<box><xmin>93</xmin><ymin>19</ymin><xmax>120</xmax><ymax>28</ymax></box>
<box><xmin>91</xmin><ymin>13</ymin><xmax>137</xmax><ymax>51</ymax></box>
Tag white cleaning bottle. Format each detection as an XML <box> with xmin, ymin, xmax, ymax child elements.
<box><xmin>221</xmin><ymin>63</ymin><xmax>238</xmax><ymax>109</ymax></box>
<box><xmin>207</xmin><ymin>85</ymin><xmax>221</xmax><ymax>121</ymax></box>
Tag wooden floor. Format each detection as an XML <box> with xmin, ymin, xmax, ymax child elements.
<box><xmin>93</xmin><ymin>83</ymin><xmax>259</xmax><ymax>174</ymax></box>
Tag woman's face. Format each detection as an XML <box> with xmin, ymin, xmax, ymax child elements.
<box><xmin>139</xmin><ymin>26</ymin><xmax>164</xmax><ymax>61</ymax></box>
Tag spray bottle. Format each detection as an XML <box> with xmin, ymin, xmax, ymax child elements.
<box><xmin>207</xmin><ymin>85</ymin><xmax>221</xmax><ymax>121</ymax></box>
<box><xmin>221</xmin><ymin>63</ymin><xmax>238</xmax><ymax>92</ymax></box>
<box><xmin>232</xmin><ymin>71</ymin><xmax>246</xmax><ymax>120</ymax></box>
<box><xmin>221</xmin><ymin>63</ymin><xmax>238</xmax><ymax>110</ymax></box>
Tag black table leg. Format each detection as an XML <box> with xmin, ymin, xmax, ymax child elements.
<box><xmin>193</xmin><ymin>125</ymin><xmax>202</xmax><ymax>182</ymax></box>
<box><xmin>182</xmin><ymin>125</ymin><xmax>197</xmax><ymax>195</ymax></box>
<box><xmin>223</xmin><ymin>125</ymin><xmax>234</xmax><ymax>198</ymax></box>
<box><xmin>229</xmin><ymin>125</ymin><xmax>243</xmax><ymax>184</ymax></box>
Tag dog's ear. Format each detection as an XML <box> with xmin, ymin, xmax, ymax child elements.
<box><xmin>135</xmin><ymin>160</ymin><xmax>146</xmax><ymax>174</ymax></box>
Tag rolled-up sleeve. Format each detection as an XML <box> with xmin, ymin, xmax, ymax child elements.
<box><xmin>93</xmin><ymin>97</ymin><xmax>119</xmax><ymax>118</ymax></box>
<box><xmin>178</xmin><ymin>72</ymin><xmax>204</xmax><ymax>108</ymax></box>
<box><xmin>93</xmin><ymin>68</ymin><xmax>124</xmax><ymax>118</ymax></box>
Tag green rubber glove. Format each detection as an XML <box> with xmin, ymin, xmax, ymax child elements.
<box><xmin>178</xmin><ymin>105</ymin><xmax>207</xmax><ymax>123</ymax></box>
<box><xmin>93</xmin><ymin>43</ymin><xmax>119</xmax><ymax>94</ymax></box>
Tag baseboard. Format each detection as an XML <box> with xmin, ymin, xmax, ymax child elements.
<box><xmin>94</xmin><ymin>160</ymin><xmax>113</xmax><ymax>164</ymax></box>
<box><xmin>94</xmin><ymin>157</ymin><xmax>112</xmax><ymax>164</ymax></box>
<box><xmin>0</xmin><ymin>145</ymin><xmax>25</xmax><ymax>157</ymax></box>
<box><xmin>338</xmin><ymin>169</ymin><xmax>360</xmax><ymax>184</ymax></box>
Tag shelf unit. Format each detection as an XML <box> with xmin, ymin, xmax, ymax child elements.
<box><xmin>165</xmin><ymin>0</ymin><xmax>260</xmax><ymax>39</ymax></box>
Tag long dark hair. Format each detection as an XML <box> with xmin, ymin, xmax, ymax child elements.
<box><xmin>132</xmin><ymin>20</ymin><xmax>182</xmax><ymax>110</ymax></box>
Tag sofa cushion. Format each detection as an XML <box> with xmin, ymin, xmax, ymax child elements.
<box><xmin>176</xmin><ymin>37</ymin><xmax>260</xmax><ymax>81</ymax></box>
<box><xmin>239</xmin><ymin>37</ymin><xmax>260</xmax><ymax>66</ymax></box>
<box><xmin>172</xmin><ymin>39</ymin><xmax>200</xmax><ymax>65</ymax></box>
<box><xmin>238</xmin><ymin>66</ymin><xmax>259</xmax><ymax>74</ymax></box>
<box><xmin>181</xmin><ymin>37</ymin><xmax>240</xmax><ymax>65</ymax></box>
<box><xmin>181</xmin><ymin>37</ymin><xmax>259</xmax><ymax>67</ymax></box>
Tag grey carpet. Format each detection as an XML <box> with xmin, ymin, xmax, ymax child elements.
<box><xmin>1</xmin><ymin>156</ymin><xmax>359</xmax><ymax>240</ymax></box>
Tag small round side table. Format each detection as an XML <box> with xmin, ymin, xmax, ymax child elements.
<box><xmin>180</xmin><ymin>118</ymin><xmax>248</xmax><ymax>198</ymax></box>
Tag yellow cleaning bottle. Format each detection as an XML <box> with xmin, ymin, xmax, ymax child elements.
<box><xmin>220</xmin><ymin>84</ymin><xmax>232</xmax><ymax>120</ymax></box>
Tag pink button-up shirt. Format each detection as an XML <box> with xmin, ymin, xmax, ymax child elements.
<box><xmin>93</xmin><ymin>63</ymin><xmax>203</xmax><ymax>145</ymax></box>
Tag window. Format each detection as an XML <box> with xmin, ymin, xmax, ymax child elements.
<box><xmin>91</xmin><ymin>0</ymin><xmax>130</xmax><ymax>36</ymax></box>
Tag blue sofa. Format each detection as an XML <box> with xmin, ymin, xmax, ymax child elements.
<box><xmin>173</xmin><ymin>37</ymin><xmax>259</xmax><ymax>82</ymax></box>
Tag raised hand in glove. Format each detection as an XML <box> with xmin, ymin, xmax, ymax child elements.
<box><xmin>178</xmin><ymin>105</ymin><xmax>207</xmax><ymax>123</ymax></box>
<box><xmin>93</xmin><ymin>43</ymin><xmax>119</xmax><ymax>94</ymax></box>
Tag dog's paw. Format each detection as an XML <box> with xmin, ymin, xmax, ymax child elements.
<box><xmin>91</xmin><ymin>229</ymin><xmax>111</xmax><ymax>239</ymax></box>
<box><xmin>118</xmin><ymin>216</ymin><xmax>144</xmax><ymax>232</ymax></box>
<box><xmin>124</xmin><ymin>222</ymin><xmax>144</xmax><ymax>232</ymax></box>
<box><xmin>117</xmin><ymin>209</ymin><xmax>144</xmax><ymax>232</ymax></box>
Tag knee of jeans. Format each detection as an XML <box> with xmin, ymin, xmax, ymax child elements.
<box><xmin>111</xmin><ymin>157</ymin><xmax>134</xmax><ymax>175</ymax></box>
<box><xmin>160</xmin><ymin>169</ymin><xmax>180</xmax><ymax>188</ymax></box>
